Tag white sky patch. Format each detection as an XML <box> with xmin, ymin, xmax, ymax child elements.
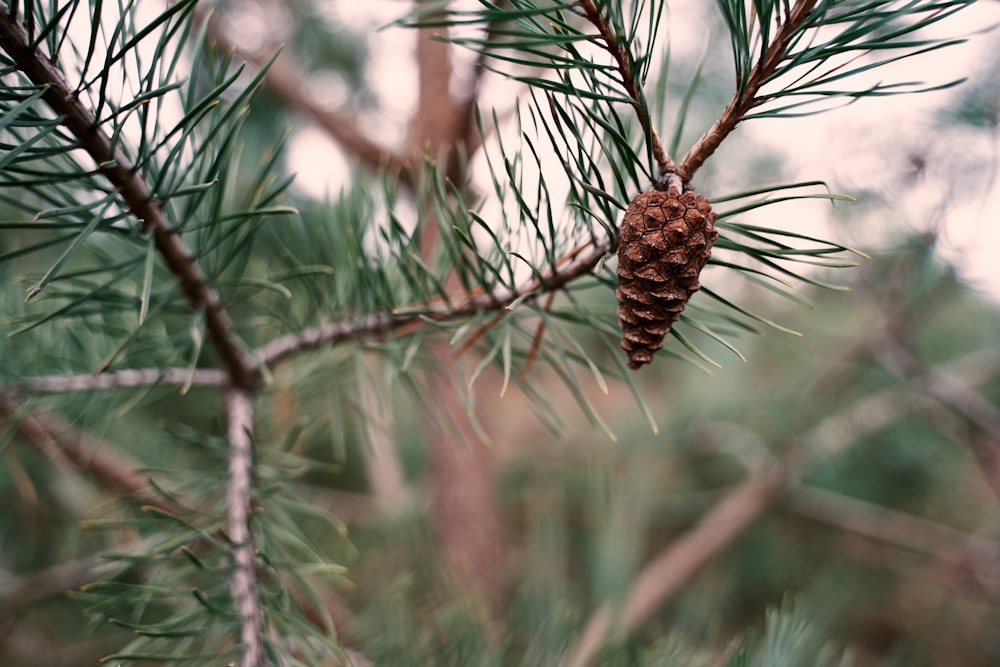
<box><xmin>742</xmin><ymin>3</ymin><xmax>1000</xmax><ymax>299</ymax></box>
<box><xmin>286</xmin><ymin>123</ymin><xmax>350</xmax><ymax>199</ymax></box>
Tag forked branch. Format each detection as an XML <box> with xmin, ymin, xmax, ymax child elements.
<box><xmin>561</xmin><ymin>340</ymin><xmax>1000</xmax><ymax>666</ymax></box>
<box><xmin>0</xmin><ymin>6</ymin><xmax>260</xmax><ymax>391</ymax></box>
<box><xmin>577</xmin><ymin>0</ymin><xmax>677</xmax><ymax>178</ymax></box>
<box><xmin>561</xmin><ymin>466</ymin><xmax>789</xmax><ymax>667</ymax></box>
<box><xmin>679</xmin><ymin>0</ymin><xmax>819</xmax><ymax>180</ymax></box>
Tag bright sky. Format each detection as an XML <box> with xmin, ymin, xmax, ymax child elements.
<box><xmin>287</xmin><ymin>2</ymin><xmax>1000</xmax><ymax>301</ymax></box>
<box><xmin>741</xmin><ymin>4</ymin><xmax>1000</xmax><ymax>302</ymax></box>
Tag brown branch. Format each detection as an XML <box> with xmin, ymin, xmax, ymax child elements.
<box><xmin>409</xmin><ymin>14</ymin><xmax>467</xmax><ymax>260</ymax></box>
<box><xmin>0</xmin><ymin>7</ymin><xmax>260</xmax><ymax>391</ymax></box>
<box><xmin>561</xmin><ymin>342</ymin><xmax>1000</xmax><ymax>667</ymax></box>
<box><xmin>225</xmin><ymin>388</ymin><xmax>264</xmax><ymax>667</ymax></box>
<box><xmin>255</xmin><ymin>238</ymin><xmax>609</xmax><ymax>368</ymax></box>
<box><xmin>10</xmin><ymin>368</ymin><xmax>229</xmax><ymax>394</ymax></box>
<box><xmin>678</xmin><ymin>0</ymin><xmax>819</xmax><ymax>181</ymax></box>
<box><xmin>577</xmin><ymin>0</ymin><xmax>676</xmax><ymax>178</ymax></box>
<box><xmin>871</xmin><ymin>340</ymin><xmax>1000</xmax><ymax>499</ymax></box>
<box><xmin>454</xmin><ymin>310</ymin><xmax>505</xmax><ymax>359</ymax></box>
<box><xmin>424</xmin><ymin>351</ymin><xmax>509</xmax><ymax>606</ymax></box>
<box><xmin>0</xmin><ymin>393</ymin><xmax>176</xmax><ymax>512</ymax></box>
<box><xmin>410</xmin><ymin>19</ymin><xmax>461</xmax><ymax>157</ymax></box>
<box><xmin>0</xmin><ymin>535</ymin><xmax>165</xmax><ymax>620</ymax></box>
<box><xmin>407</xmin><ymin>7</ymin><xmax>510</xmax><ymax>619</ymax></box>
<box><xmin>457</xmin><ymin>1</ymin><xmax>511</xmax><ymax>157</ymax></box>
<box><xmin>260</xmin><ymin>57</ymin><xmax>410</xmax><ymax>178</ymax></box>
<box><xmin>197</xmin><ymin>7</ymin><xmax>410</xmax><ymax>180</ymax></box>
<box><xmin>562</xmin><ymin>472</ymin><xmax>1000</xmax><ymax>667</ymax></box>
<box><xmin>561</xmin><ymin>464</ymin><xmax>790</xmax><ymax>667</ymax></box>
<box><xmin>521</xmin><ymin>290</ymin><xmax>557</xmax><ymax>376</ymax></box>
<box><xmin>1</xmin><ymin>10</ymin><xmax>380</xmax><ymax>663</ymax></box>
<box><xmin>786</xmin><ymin>485</ymin><xmax>1000</xmax><ymax>569</ymax></box>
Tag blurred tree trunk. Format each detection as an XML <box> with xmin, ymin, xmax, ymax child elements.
<box><xmin>408</xmin><ymin>15</ymin><xmax>507</xmax><ymax>611</ymax></box>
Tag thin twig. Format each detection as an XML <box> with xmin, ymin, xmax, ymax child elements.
<box><xmin>871</xmin><ymin>339</ymin><xmax>1000</xmax><ymax>499</ymax></box>
<box><xmin>577</xmin><ymin>0</ymin><xmax>676</xmax><ymax>177</ymax></box>
<box><xmin>0</xmin><ymin>7</ymin><xmax>260</xmax><ymax>391</ymax></box>
<box><xmin>561</xmin><ymin>464</ymin><xmax>790</xmax><ymax>667</ymax></box>
<box><xmin>0</xmin><ymin>393</ymin><xmax>177</xmax><ymax>512</ymax></box>
<box><xmin>679</xmin><ymin>0</ymin><xmax>819</xmax><ymax>180</ymax></box>
<box><xmin>256</xmin><ymin>238</ymin><xmax>609</xmax><ymax>368</ymax></box>
<box><xmin>561</xmin><ymin>341</ymin><xmax>1000</xmax><ymax>667</ymax></box>
<box><xmin>454</xmin><ymin>310</ymin><xmax>505</xmax><ymax>359</ymax></box>
<box><xmin>225</xmin><ymin>388</ymin><xmax>263</xmax><ymax>667</ymax></box>
<box><xmin>10</xmin><ymin>368</ymin><xmax>229</xmax><ymax>394</ymax></box>
<box><xmin>521</xmin><ymin>290</ymin><xmax>557</xmax><ymax>376</ymax></box>
<box><xmin>786</xmin><ymin>485</ymin><xmax>1000</xmax><ymax>569</ymax></box>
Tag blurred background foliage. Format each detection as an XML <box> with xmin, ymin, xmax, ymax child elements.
<box><xmin>2</xmin><ymin>1</ymin><xmax>1000</xmax><ymax>666</ymax></box>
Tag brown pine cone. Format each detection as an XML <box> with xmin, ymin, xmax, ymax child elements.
<box><xmin>616</xmin><ymin>187</ymin><xmax>718</xmax><ymax>369</ymax></box>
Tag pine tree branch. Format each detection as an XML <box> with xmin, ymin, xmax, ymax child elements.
<box><xmin>255</xmin><ymin>239</ymin><xmax>609</xmax><ymax>368</ymax></box>
<box><xmin>225</xmin><ymin>388</ymin><xmax>263</xmax><ymax>667</ymax></box>
<box><xmin>577</xmin><ymin>0</ymin><xmax>677</xmax><ymax>179</ymax></box>
<box><xmin>561</xmin><ymin>464</ymin><xmax>790</xmax><ymax>667</ymax></box>
<box><xmin>561</xmin><ymin>340</ymin><xmax>1000</xmax><ymax>666</ymax></box>
<box><xmin>197</xmin><ymin>6</ymin><xmax>411</xmax><ymax>180</ymax></box>
<box><xmin>0</xmin><ymin>387</ymin><xmax>375</xmax><ymax>666</ymax></box>
<box><xmin>678</xmin><ymin>0</ymin><xmax>819</xmax><ymax>181</ymax></box>
<box><xmin>786</xmin><ymin>484</ymin><xmax>1000</xmax><ymax>569</ymax></box>
<box><xmin>871</xmin><ymin>339</ymin><xmax>1000</xmax><ymax>500</ymax></box>
<box><xmin>0</xmin><ymin>392</ymin><xmax>177</xmax><ymax>512</ymax></box>
<box><xmin>0</xmin><ymin>535</ymin><xmax>167</xmax><ymax>621</ymax></box>
<box><xmin>9</xmin><ymin>368</ymin><xmax>230</xmax><ymax>393</ymax></box>
<box><xmin>0</xmin><ymin>7</ymin><xmax>260</xmax><ymax>391</ymax></box>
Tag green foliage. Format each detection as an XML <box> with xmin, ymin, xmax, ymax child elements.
<box><xmin>716</xmin><ymin>0</ymin><xmax>975</xmax><ymax>116</ymax></box>
<box><xmin>75</xmin><ymin>437</ymin><xmax>348</xmax><ymax>666</ymax></box>
<box><xmin>0</xmin><ymin>1</ymin><xmax>295</xmax><ymax>371</ymax></box>
<box><xmin>1</xmin><ymin>0</ymin><xmax>996</xmax><ymax>666</ymax></box>
<box><xmin>382</xmin><ymin>1</ymin><xmax>978</xmax><ymax>406</ymax></box>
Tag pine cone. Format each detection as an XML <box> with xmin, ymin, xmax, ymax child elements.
<box><xmin>616</xmin><ymin>187</ymin><xmax>718</xmax><ymax>369</ymax></box>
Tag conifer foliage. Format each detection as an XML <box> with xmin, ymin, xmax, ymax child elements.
<box><xmin>0</xmin><ymin>1</ymin><xmax>987</xmax><ymax>665</ymax></box>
